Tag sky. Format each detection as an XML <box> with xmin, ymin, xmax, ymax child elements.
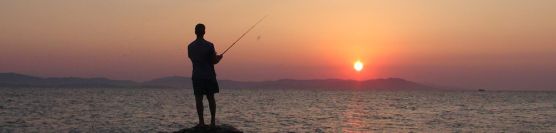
<box><xmin>1</xmin><ymin>0</ymin><xmax>555</xmax><ymax>90</ymax></box>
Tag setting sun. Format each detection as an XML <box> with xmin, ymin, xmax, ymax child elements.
<box><xmin>354</xmin><ymin>60</ymin><xmax>364</xmax><ymax>72</ymax></box>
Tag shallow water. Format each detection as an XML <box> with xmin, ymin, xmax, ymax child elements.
<box><xmin>0</xmin><ymin>88</ymin><xmax>555</xmax><ymax>132</ymax></box>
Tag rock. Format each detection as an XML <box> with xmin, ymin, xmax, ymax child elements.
<box><xmin>169</xmin><ymin>124</ymin><xmax>242</xmax><ymax>133</ymax></box>
<box><xmin>315</xmin><ymin>128</ymin><xmax>325</xmax><ymax>133</ymax></box>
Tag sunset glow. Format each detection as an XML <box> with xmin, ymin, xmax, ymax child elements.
<box><xmin>0</xmin><ymin>0</ymin><xmax>555</xmax><ymax>90</ymax></box>
<box><xmin>354</xmin><ymin>60</ymin><xmax>364</xmax><ymax>72</ymax></box>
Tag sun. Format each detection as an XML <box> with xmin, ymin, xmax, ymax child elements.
<box><xmin>354</xmin><ymin>60</ymin><xmax>364</xmax><ymax>72</ymax></box>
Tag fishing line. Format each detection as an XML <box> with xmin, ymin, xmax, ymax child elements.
<box><xmin>221</xmin><ymin>15</ymin><xmax>268</xmax><ymax>55</ymax></box>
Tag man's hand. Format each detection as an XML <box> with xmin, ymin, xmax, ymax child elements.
<box><xmin>217</xmin><ymin>54</ymin><xmax>223</xmax><ymax>60</ymax></box>
<box><xmin>214</xmin><ymin>54</ymin><xmax>223</xmax><ymax>64</ymax></box>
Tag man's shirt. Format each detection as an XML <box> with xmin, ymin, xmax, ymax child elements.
<box><xmin>188</xmin><ymin>39</ymin><xmax>217</xmax><ymax>79</ymax></box>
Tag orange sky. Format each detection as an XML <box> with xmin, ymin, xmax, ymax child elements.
<box><xmin>1</xmin><ymin>0</ymin><xmax>555</xmax><ymax>90</ymax></box>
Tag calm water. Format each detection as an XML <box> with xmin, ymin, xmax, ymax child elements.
<box><xmin>0</xmin><ymin>88</ymin><xmax>555</xmax><ymax>132</ymax></box>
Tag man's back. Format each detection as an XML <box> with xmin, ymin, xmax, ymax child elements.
<box><xmin>188</xmin><ymin>39</ymin><xmax>216</xmax><ymax>79</ymax></box>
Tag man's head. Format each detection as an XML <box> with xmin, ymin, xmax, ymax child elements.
<box><xmin>195</xmin><ymin>23</ymin><xmax>205</xmax><ymax>38</ymax></box>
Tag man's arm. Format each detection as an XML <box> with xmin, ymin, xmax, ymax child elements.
<box><xmin>187</xmin><ymin>47</ymin><xmax>192</xmax><ymax>60</ymax></box>
<box><xmin>213</xmin><ymin>54</ymin><xmax>223</xmax><ymax>64</ymax></box>
<box><xmin>210</xmin><ymin>45</ymin><xmax>223</xmax><ymax>64</ymax></box>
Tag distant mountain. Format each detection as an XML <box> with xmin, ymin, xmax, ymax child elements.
<box><xmin>0</xmin><ymin>73</ymin><xmax>436</xmax><ymax>90</ymax></box>
<box><xmin>223</xmin><ymin>78</ymin><xmax>434</xmax><ymax>90</ymax></box>
<box><xmin>0</xmin><ymin>73</ymin><xmax>137</xmax><ymax>88</ymax></box>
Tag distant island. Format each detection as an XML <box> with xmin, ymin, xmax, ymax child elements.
<box><xmin>0</xmin><ymin>73</ymin><xmax>436</xmax><ymax>90</ymax></box>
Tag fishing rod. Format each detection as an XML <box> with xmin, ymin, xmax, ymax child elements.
<box><xmin>221</xmin><ymin>15</ymin><xmax>267</xmax><ymax>55</ymax></box>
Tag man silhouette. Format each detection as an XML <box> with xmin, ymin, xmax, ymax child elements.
<box><xmin>188</xmin><ymin>23</ymin><xmax>223</xmax><ymax>127</ymax></box>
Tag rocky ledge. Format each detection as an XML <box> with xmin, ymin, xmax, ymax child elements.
<box><xmin>169</xmin><ymin>124</ymin><xmax>242</xmax><ymax>133</ymax></box>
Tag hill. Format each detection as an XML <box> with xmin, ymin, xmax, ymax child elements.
<box><xmin>0</xmin><ymin>73</ymin><xmax>435</xmax><ymax>90</ymax></box>
<box><xmin>0</xmin><ymin>73</ymin><xmax>137</xmax><ymax>88</ymax></box>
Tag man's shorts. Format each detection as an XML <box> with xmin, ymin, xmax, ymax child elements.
<box><xmin>192</xmin><ymin>78</ymin><xmax>219</xmax><ymax>95</ymax></box>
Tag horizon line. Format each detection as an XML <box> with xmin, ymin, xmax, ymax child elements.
<box><xmin>1</xmin><ymin>72</ymin><xmax>407</xmax><ymax>82</ymax></box>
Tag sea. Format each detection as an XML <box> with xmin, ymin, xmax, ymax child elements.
<box><xmin>0</xmin><ymin>88</ymin><xmax>554</xmax><ymax>133</ymax></box>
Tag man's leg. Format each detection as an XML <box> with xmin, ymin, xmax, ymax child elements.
<box><xmin>194</xmin><ymin>94</ymin><xmax>205</xmax><ymax>126</ymax></box>
<box><xmin>206</xmin><ymin>93</ymin><xmax>216</xmax><ymax>126</ymax></box>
